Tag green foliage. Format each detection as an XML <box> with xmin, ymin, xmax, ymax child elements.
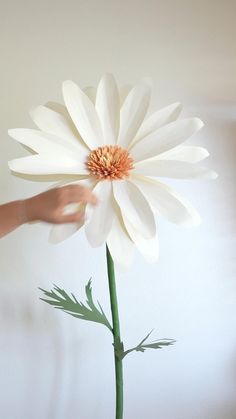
<box><xmin>113</xmin><ymin>331</ymin><xmax>175</xmax><ymax>360</ymax></box>
<box><xmin>39</xmin><ymin>279</ymin><xmax>113</xmax><ymax>332</ymax></box>
<box><xmin>39</xmin><ymin>281</ymin><xmax>175</xmax><ymax>361</ymax></box>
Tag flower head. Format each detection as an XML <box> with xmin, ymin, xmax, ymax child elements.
<box><xmin>8</xmin><ymin>74</ymin><xmax>217</xmax><ymax>268</ymax></box>
<box><xmin>86</xmin><ymin>145</ymin><xmax>134</xmax><ymax>180</ymax></box>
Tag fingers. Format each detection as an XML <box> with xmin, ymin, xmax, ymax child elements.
<box><xmin>57</xmin><ymin>185</ymin><xmax>97</xmax><ymax>224</ymax></box>
<box><xmin>26</xmin><ymin>183</ymin><xmax>97</xmax><ymax>224</ymax></box>
<box><xmin>57</xmin><ymin>184</ymin><xmax>98</xmax><ymax>208</ymax></box>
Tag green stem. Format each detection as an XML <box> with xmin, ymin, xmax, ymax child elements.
<box><xmin>106</xmin><ymin>245</ymin><xmax>123</xmax><ymax>419</ymax></box>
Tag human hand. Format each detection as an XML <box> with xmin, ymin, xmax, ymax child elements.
<box><xmin>24</xmin><ymin>184</ymin><xmax>97</xmax><ymax>224</ymax></box>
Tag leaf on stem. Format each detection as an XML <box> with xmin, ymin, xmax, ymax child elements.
<box><xmin>113</xmin><ymin>331</ymin><xmax>175</xmax><ymax>360</ymax></box>
<box><xmin>39</xmin><ymin>279</ymin><xmax>113</xmax><ymax>332</ymax></box>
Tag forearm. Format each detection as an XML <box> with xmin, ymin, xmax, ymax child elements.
<box><xmin>0</xmin><ymin>200</ymin><xmax>28</xmax><ymax>238</ymax></box>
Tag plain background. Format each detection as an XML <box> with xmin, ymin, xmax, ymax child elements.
<box><xmin>0</xmin><ymin>1</ymin><xmax>235</xmax><ymax>418</ymax></box>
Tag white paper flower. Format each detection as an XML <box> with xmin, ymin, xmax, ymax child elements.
<box><xmin>8</xmin><ymin>74</ymin><xmax>217</xmax><ymax>267</ymax></box>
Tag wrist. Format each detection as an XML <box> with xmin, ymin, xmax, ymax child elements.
<box><xmin>17</xmin><ymin>200</ymin><xmax>29</xmax><ymax>225</ymax></box>
<box><xmin>23</xmin><ymin>198</ymin><xmax>37</xmax><ymax>222</ymax></box>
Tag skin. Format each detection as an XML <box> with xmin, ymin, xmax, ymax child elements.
<box><xmin>0</xmin><ymin>184</ymin><xmax>97</xmax><ymax>238</ymax></box>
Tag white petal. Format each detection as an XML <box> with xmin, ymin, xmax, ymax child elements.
<box><xmin>119</xmin><ymin>84</ymin><xmax>132</xmax><ymax>106</ymax></box>
<box><xmin>117</xmin><ymin>81</ymin><xmax>151</xmax><ymax>148</ymax></box>
<box><xmin>46</xmin><ymin>101</ymin><xmax>69</xmax><ymax>117</ymax></box>
<box><xmin>30</xmin><ymin>105</ymin><xmax>89</xmax><ymax>153</ymax></box>
<box><xmin>130</xmin><ymin>118</ymin><xmax>204</xmax><ymax>162</ymax></box>
<box><xmin>156</xmin><ymin>146</ymin><xmax>209</xmax><ymax>163</ymax></box>
<box><xmin>129</xmin><ymin>175</ymin><xmax>201</xmax><ymax>226</ymax></box>
<box><xmin>83</xmin><ymin>86</ymin><xmax>96</xmax><ymax>103</ymax></box>
<box><xmin>49</xmin><ymin>222</ymin><xmax>82</xmax><ymax>244</ymax></box>
<box><xmin>112</xmin><ymin>180</ymin><xmax>156</xmax><ymax>239</ymax></box>
<box><xmin>131</xmin><ymin>102</ymin><xmax>182</xmax><ymax>146</ymax></box>
<box><xmin>85</xmin><ymin>181</ymin><xmax>114</xmax><ymax>247</ymax></box>
<box><xmin>106</xmin><ymin>209</ymin><xmax>134</xmax><ymax>269</ymax></box>
<box><xmin>8</xmin><ymin>128</ymin><xmax>87</xmax><ymax>161</ymax></box>
<box><xmin>45</xmin><ymin>101</ymin><xmax>86</xmax><ymax>142</ymax></box>
<box><xmin>95</xmin><ymin>73</ymin><xmax>120</xmax><ymax>145</ymax></box>
<box><xmin>122</xmin><ymin>215</ymin><xmax>159</xmax><ymax>263</ymax></box>
<box><xmin>133</xmin><ymin>159</ymin><xmax>218</xmax><ymax>179</ymax></box>
<box><xmin>47</xmin><ymin>93</ymin><xmax>108</xmax><ymax>147</ymax></box>
<box><xmin>8</xmin><ymin>155</ymin><xmax>88</xmax><ymax>175</ymax></box>
<box><xmin>62</xmin><ymin>80</ymin><xmax>103</xmax><ymax>149</ymax></box>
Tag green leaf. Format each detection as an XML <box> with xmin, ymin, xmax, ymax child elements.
<box><xmin>39</xmin><ymin>279</ymin><xmax>113</xmax><ymax>332</ymax></box>
<box><xmin>113</xmin><ymin>331</ymin><xmax>175</xmax><ymax>360</ymax></box>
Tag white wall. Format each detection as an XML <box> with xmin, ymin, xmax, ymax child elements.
<box><xmin>0</xmin><ymin>1</ymin><xmax>235</xmax><ymax>418</ymax></box>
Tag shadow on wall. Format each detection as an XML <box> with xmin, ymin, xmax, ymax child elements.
<box><xmin>209</xmin><ymin>115</ymin><xmax>236</xmax><ymax>419</ymax></box>
<box><xmin>205</xmin><ymin>114</ymin><xmax>236</xmax><ymax>235</ymax></box>
<box><xmin>209</xmin><ymin>406</ymin><xmax>236</xmax><ymax>419</ymax></box>
<box><xmin>215</xmin><ymin>118</ymin><xmax>236</xmax><ymax>222</ymax></box>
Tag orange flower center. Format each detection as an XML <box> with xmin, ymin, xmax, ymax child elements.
<box><xmin>86</xmin><ymin>145</ymin><xmax>134</xmax><ymax>180</ymax></box>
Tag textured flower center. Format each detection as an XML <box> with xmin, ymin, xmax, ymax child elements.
<box><xmin>86</xmin><ymin>145</ymin><xmax>134</xmax><ymax>180</ymax></box>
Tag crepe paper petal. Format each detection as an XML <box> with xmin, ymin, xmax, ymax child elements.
<box><xmin>129</xmin><ymin>175</ymin><xmax>201</xmax><ymax>226</ymax></box>
<box><xmin>130</xmin><ymin>118</ymin><xmax>204</xmax><ymax>162</ymax></box>
<box><xmin>131</xmin><ymin>102</ymin><xmax>182</xmax><ymax>146</ymax></box>
<box><xmin>112</xmin><ymin>180</ymin><xmax>156</xmax><ymax>239</ymax></box>
<box><xmin>122</xmin><ymin>215</ymin><xmax>159</xmax><ymax>263</ymax></box>
<box><xmin>62</xmin><ymin>80</ymin><xmax>104</xmax><ymax>149</ymax></box>
<box><xmin>64</xmin><ymin>176</ymin><xmax>96</xmax><ymax>188</ymax></box>
<box><xmin>46</xmin><ymin>101</ymin><xmax>70</xmax><ymax>117</ymax></box>
<box><xmin>117</xmin><ymin>81</ymin><xmax>151</xmax><ymax>149</ymax></box>
<box><xmin>83</xmin><ymin>86</ymin><xmax>96</xmax><ymax>103</ymax></box>
<box><xmin>133</xmin><ymin>159</ymin><xmax>218</xmax><ymax>179</ymax></box>
<box><xmin>45</xmin><ymin>102</ymin><xmax>78</xmax><ymax>133</ymax></box>
<box><xmin>156</xmin><ymin>146</ymin><xmax>209</xmax><ymax>163</ymax></box>
<box><xmin>30</xmin><ymin>105</ymin><xmax>89</xmax><ymax>154</ymax></box>
<box><xmin>45</xmin><ymin>101</ymin><xmax>90</xmax><ymax>149</ymax></box>
<box><xmin>119</xmin><ymin>84</ymin><xmax>132</xmax><ymax>106</ymax></box>
<box><xmin>62</xmin><ymin>202</ymin><xmax>81</xmax><ymax>215</ymax></box>
<box><xmin>49</xmin><ymin>222</ymin><xmax>83</xmax><ymax>244</ymax></box>
<box><xmin>96</xmin><ymin>74</ymin><xmax>120</xmax><ymax>145</ymax></box>
<box><xmin>14</xmin><ymin>174</ymin><xmax>87</xmax><ymax>183</ymax></box>
<box><xmin>8</xmin><ymin>155</ymin><xmax>88</xmax><ymax>175</ymax></box>
<box><xmin>85</xmin><ymin>181</ymin><xmax>114</xmax><ymax>247</ymax></box>
<box><xmin>106</xmin><ymin>210</ymin><xmax>134</xmax><ymax>269</ymax></box>
<box><xmin>8</xmin><ymin>128</ymin><xmax>88</xmax><ymax>161</ymax></box>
